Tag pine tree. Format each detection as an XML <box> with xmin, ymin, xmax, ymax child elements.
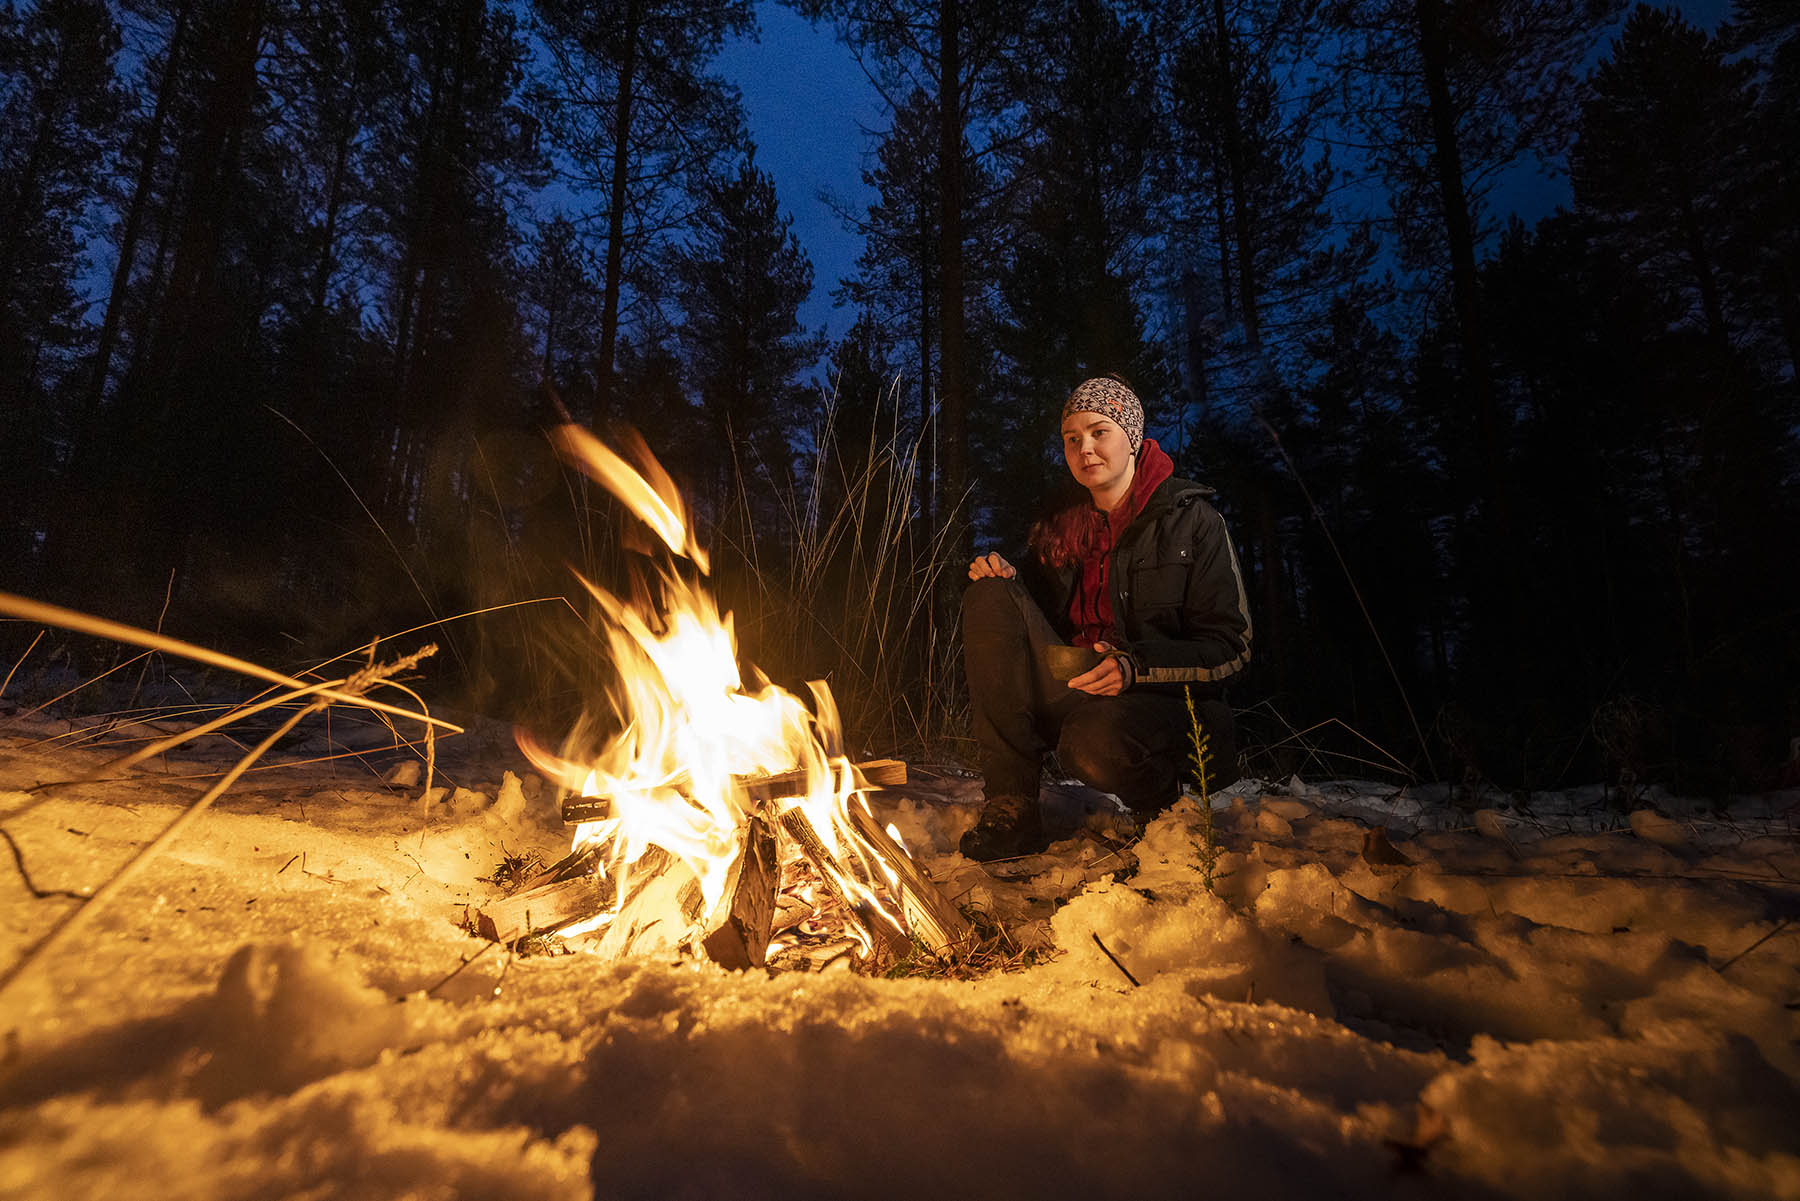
<box><xmin>1330</xmin><ymin>0</ymin><xmax>1625</xmax><ymax>491</ymax></box>
<box><xmin>836</xmin><ymin>90</ymin><xmax>940</xmax><ymax>487</ymax></box>
<box><xmin>673</xmin><ymin>154</ymin><xmax>826</xmax><ymax>525</ymax></box>
<box><xmin>823</xmin><ymin>311</ymin><xmax>896</xmax><ymax>493</ymax></box>
<box><xmin>1160</xmin><ymin>0</ymin><xmax>1353</xmax><ymax>394</ymax></box>
<box><xmin>0</xmin><ymin>0</ymin><xmax>122</xmax><ymax>579</ymax></box>
<box><xmin>796</xmin><ymin>0</ymin><xmax>1040</xmax><ymax>554</ymax></box>
<box><xmin>1574</xmin><ymin>7</ymin><xmax>1753</xmax><ymax>348</ymax></box>
<box><xmin>531</xmin><ymin>0</ymin><xmax>751</xmax><ymax>423</ymax></box>
<box><xmin>1721</xmin><ymin>0</ymin><xmax>1800</xmax><ymax>382</ymax></box>
<box><xmin>985</xmin><ymin>0</ymin><xmax>1163</xmax><ymax>540</ymax></box>
<box><xmin>523</xmin><ymin>213</ymin><xmax>602</xmax><ymax>408</ymax></box>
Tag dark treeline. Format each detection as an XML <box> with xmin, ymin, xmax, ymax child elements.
<box><xmin>1</xmin><ymin>0</ymin><xmax>1795</xmax><ymax>792</ymax></box>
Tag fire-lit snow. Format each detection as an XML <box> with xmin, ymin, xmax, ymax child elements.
<box><xmin>2</xmin><ymin>714</ymin><xmax>1797</xmax><ymax>1200</ymax></box>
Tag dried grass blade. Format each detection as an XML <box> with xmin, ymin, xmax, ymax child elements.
<box><xmin>4</xmin><ymin>648</ymin><xmax>153</xmax><ymax>728</ymax></box>
<box><xmin>0</xmin><ymin>701</ymin><xmax>315</xmax><ymax>1014</ymax></box>
<box><xmin>89</xmin><ymin>679</ymin><xmax>348</xmax><ymax>783</ymax></box>
<box><xmin>0</xmin><ymin>592</ymin><xmax>461</xmax><ymax>735</ymax></box>
<box><xmin>1</xmin><ymin>629</ymin><xmax>45</xmax><ymax>701</ymax></box>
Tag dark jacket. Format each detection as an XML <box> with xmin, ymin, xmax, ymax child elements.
<box><xmin>1022</xmin><ymin>476</ymin><xmax>1253</xmax><ymax>690</ymax></box>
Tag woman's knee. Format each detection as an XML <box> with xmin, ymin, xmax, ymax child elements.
<box><xmin>962</xmin><ymin>575</ymin><xmax>1024</xmax><ymax>628</ymax></box>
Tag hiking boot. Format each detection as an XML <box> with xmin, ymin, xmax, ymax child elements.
<box><xmin>1121</xmin><ymin>789</ymin><xmax>1176</xmax><ymax>836</ymax></box>
<box><xmin>959</xmin><ymin>793</ymin><xmax>1045</xmax><ymax>861</ymax></box>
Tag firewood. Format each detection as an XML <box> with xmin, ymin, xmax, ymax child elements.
<box><xmin>842</xmin><ymin>801</ymin><xmax>972</xmax><ymax>957</ymax></box>
<box><xmin>471</xmin><ymin>845</ymin><xmax>615</xmax><ymax>945</ymax></box>
<box><xmin>585</xmin><ymin>853</ymin><xmax>705</xmax><ymax>960</ymax></box>
<box><xmin>778</xmin><ymin>808</ymin><xmax>912</xmax><ymax>965</ymax></box>
<box><xmin>561</xmin><ymin>758</ymin><xmax>908</xmax><ymax>824</ymax></box>
<box><xmin>699</xmin><ymin>816</ymin><xmax>779</xmax><ymax>969</ymax></box>
<box><xmin>472</xmin><ymin>844</ymin><xmax>687</xmax><ymax>946</ymax></box>
<box><xmin>520</xmin><ymin>843</ymin><xmax>603</xmax><ymax>889</ymax></box>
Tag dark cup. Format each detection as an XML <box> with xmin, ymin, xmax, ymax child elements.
<box><xmin>1045</xmin><ymin>644</ymin><xmax>1102</xmax><ymax>681</ymax></box>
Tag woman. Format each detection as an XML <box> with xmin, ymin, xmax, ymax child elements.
<box><xmin>960</xmin><ymin>376</ymin><xmax>1252</xmax><ymax>860</ymax></box>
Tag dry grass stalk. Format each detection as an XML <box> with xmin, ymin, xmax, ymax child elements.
<box><xmin>0</xmin><ymin>643</ymin><xmax>442</xmax><ymax>1017</ymax></box>
<box><xmin>0</xmin><ymin>592</ymin><xmax>464</xmax><ymax>834</ymax></box>
<box><xmin>0</xmin><ymin>629</ymin><xmax>45</xmax><ymax>702</ymax></box>
<box><xmin>2</xmin><ymin>646</ymin><xmax>156</xmax><ymax>730</ymax></box>
<box><xmin>1237</xmin><ymin>699</ymin><xmax>1414</xmax><ymax>782</ymax></box>
<box><xmin>0</xmin><ymin>592</ymin><xmax>461</xmax><ymax>736</ymax></box>
<box><xmin>715</xmin><ymin>378</ymin><xmax>963</xmax><ymax>754</ymax></box>
<box><xmin>881</xmin><ymin>906</ymin><xmax>1056</xmax><ymax>981</ymax></box>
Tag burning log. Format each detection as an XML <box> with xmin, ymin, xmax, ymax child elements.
<box><xmin>560</xmin><ymin>758</ymin><xmax>908</xmax><ymax>825</ymax></box>
<box><xmin>472</xmin><ymin>843</ymin><xmax>709</xmax><ymax>956</ymax></box>
<box><xmin>587</xmin><ymin>854</ymin><xmax>706</xmax><ymax>961</ymax></box>
<box><xmin>842</xmin><ymin>801</ymin><xmax>971</xmax><ymax>956</ymax></box>
<box><xmin>777</xmin><ymin>806</ymin><xmax>913</xmax><ymax>965</ymax></box>
<box><xmin>476</xmin><ymin>762</ymin><xmax>971</xmax><ymax>969</ymax></box>
<box><xmin>470</xmin><ymin>844</ymin><xmax>618</xmax><ymax>945</ymax></box>
<box><xmin>699</xmin><ymin>816</ymin><xmax>779</xmax><ymax>969</ymax></box>
<box><xmin>468</xmin><ymin>817</ymin><xmax>783</xmax><ymax>968</ymax></box>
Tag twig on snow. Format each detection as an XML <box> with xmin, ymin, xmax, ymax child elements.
<box><xmin>0</xmin><ymin>826</ymin><xmax>87</xmax><ymax>901</ymax></box>
<box><xmin>1717</xmin><ymin>918</ymin><xmax>1793</xmax><ymax>974</ymax></box>
<box><xmin>418</xmin><ymin>938</ymin><xmax>501</xmax><ymax>1001</ymax></box>
<box><xmin>1092</xmin><ymin>933</ymin><xmax>1141</xmax><ymax>988</ymax></box>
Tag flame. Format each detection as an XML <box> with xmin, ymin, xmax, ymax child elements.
<box><xmin>517</xmin><ymin>425</ymin><xmax>911</xmax><ymax>961</ymax></box>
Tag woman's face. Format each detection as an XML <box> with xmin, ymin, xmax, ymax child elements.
<box><xmin>1061</xmin><ymin>412</ymin><xmax>1133</xmax><ymax>495</ymax></box>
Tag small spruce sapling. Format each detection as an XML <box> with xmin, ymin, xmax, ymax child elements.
<box><xmin>1184</xmin><ymin>689</ymin><xmax>1223</xmax><ymax>893</ymax></box>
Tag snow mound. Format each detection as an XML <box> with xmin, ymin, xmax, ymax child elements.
<box><xmin>2</xmin><ymin>729</ymin><xmax>1797</xmax><ymax>1199</ymax></box>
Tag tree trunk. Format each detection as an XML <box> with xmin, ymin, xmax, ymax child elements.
<box><xmin>157</xmin><ymin>0</ymin><xmax>266</xmax><ymax>384</ymax></box>
<box><xmin>407</xmin><ymin>0</ymin><xmax>481</xmax><ymax>420</ymax></box>
<box><xmin>1676</xmin><ymin>191</ymin><xmax>1730</xmax><ymax>347</ymax></box>
<box><xmin>597</xmin><ymin>0</ymin><xmax>643</xmax><ymax>426</ymax></box>
<box><xmin>1212</xmin><ymin>0</ymin><xmax>1260</xmax><ymax>352</ymax></box>
<box><xmin>936</xmin><ymin>0</ymin><xmax>968</xmax><ymax>560</ymax></box>
<box><xmin>392</xmin><ymin>11</ymin><xmax>452</xmax><ymax>430</ymax></box>
<box><xmin>1179</xmin><ymin>268</ymin><xmax>1209</xmax><ymax>440</ymax></box>
<box><xmin>1256</xmin><ymin>487</ymin><xmax>1282</xmax><ymax>690</ymax></box>
<box><xmin>1415</xmin><ymin>0</ymin><xmax>1515</xmax><ymax>635</ymax></box>
<box><xmin>0</xmin><ymin>110</ymin><xmax>60</xmax><ymax>296</ymax></box>
<box><xmin>1415</xmin><ymin>0</ymin><xmax>1497</xmax><ymax>447</ymax></box>
<box><xmin>309</xmin><ymin>106</ymin><xmax>355</xmax><ymax>321</ymax></box>
<box><xmin>1775</xmin><ymin>254</ymin><xmax>1800</xmax><ymax>390</ymax></box>
<box><xmin>1212</xmin><ymin>168</ymin><xmax>1233</xmax><ymax>325</ymax></box>
<box><xmin>295</xmin><ymin>98</ymin><xmax>357</xmax><ymax>419</ymax></box>
<box><xmin>80</xmin><ymin>0</ymin><xmax>190</xmax><ymax>452</ymax></box>
<box><xmin>918</xmin><ymin>186</ymin><xmax>935</xmax><ymax>534</ymax></box>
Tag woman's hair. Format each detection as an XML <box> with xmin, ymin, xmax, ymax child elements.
<box><xmin>1028</xmin><ymin>496</ymin><xmax>1103</xmax><ymax>568</ymax></box>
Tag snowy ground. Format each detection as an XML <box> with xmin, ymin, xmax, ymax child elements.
<box><xmin>2</xmin><ymin>707</ymin><xmax>1798</xmax><ymax>1201</ymax></box>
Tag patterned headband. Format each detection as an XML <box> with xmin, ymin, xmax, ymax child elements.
<box><xmin>1061</xmin><ymin>377</ymin><xmax>1143</xmax><ymax>451</ymax></box>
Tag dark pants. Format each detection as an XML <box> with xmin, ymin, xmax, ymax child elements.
<box><xmin>961</xmin><ymin>577</ymin><xmax>1237</xmax><ymax>812</ymax></box>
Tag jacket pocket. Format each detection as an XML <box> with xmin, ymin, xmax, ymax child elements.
<box><xmin>1125</xmin><ymin>559</ymin><xmax>1188</xmax><ymax>619</ymax></box>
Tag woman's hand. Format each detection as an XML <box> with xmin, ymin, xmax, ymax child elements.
<box><xmin>968</xmin><ymin>552</ymin><xmax>1017</xmax><ymax>580</ymax></box>
<box><xmin>1068</xmin><ymin>641</ymin><xmax>1134</xmax><ymax>696</ymax></box>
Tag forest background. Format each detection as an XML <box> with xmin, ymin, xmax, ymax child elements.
<box><xmin>1</xmin><ymin>0</ymin><xmax>1795</xmax><ymax>795</ymax></box>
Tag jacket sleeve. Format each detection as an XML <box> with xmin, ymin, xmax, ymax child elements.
<box><xmin>1127</xmin><ymin>501</ymin><xmax>1253</xmax><ymax>686</ymax></box>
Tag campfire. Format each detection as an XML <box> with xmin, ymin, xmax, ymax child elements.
<box><xmin>472</xmin><ymin>426</ymin><xmax>968</xmax><ymax>971</ymax></box>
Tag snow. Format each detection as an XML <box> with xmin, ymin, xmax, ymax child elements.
<box><xmin>2</xmin><ymin>713</ymin><xmax>1798</xmax><ymax>1200</ymax></box>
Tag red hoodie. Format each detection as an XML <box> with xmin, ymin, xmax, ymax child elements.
<box><xmin>1069</xmin><ymin>438</ymin><xmax>1174</xmax><ymax>648</ymax></box>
